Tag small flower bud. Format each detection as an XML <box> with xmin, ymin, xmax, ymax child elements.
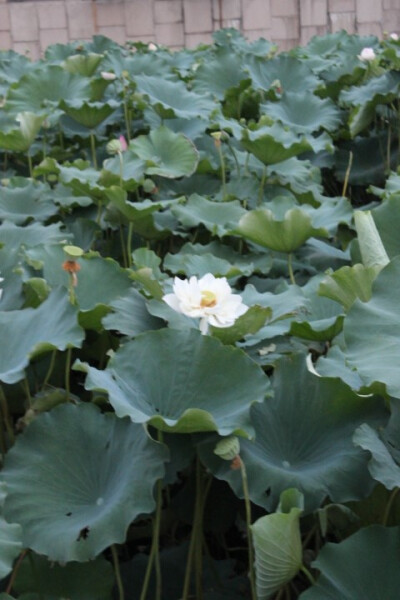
<box><xmin>358</xmin><ymin>47</ymin><xmax>376</xmax><ymax>62</ymax></box>
<box><xmin>101</xmin><ymin>71</ymin><xmax>117</xmax><ymax>81</ymax></box>
<box><xmin>214</xmin><ymin>436</ymin><xmax>240</xmax><ymax>461</ymax></box>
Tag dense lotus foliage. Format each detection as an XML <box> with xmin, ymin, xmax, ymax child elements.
<box><xmin>1</xmin><ymin>27</ymin><xmax>400</xmax><ymax>599</ymax></box>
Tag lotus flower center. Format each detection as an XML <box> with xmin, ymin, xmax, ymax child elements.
<box><xmin>200</xmin><ymin>290</ymin><xmax>217</xmax><ymax>308</ymax></box>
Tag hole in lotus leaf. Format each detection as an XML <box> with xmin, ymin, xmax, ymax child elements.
<box><xmin>77</xmin><ymin>526</ymin><xmax>90</xmax><ymax>541</ymax></box>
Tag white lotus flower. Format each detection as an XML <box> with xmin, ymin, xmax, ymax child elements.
<box><xmin>163</xmin><ymin>274</ymin><xmax>248</xmax><ymax>335</ymax></box>
<box><xmin>358</xmin><ymin>47</ymin><xmax>376</xmax><ymax>61</ymax></box>
<box><xmin>390</xmin><ymin>33</ymin><xmax>399</xmax><ymax>41</ymax></box>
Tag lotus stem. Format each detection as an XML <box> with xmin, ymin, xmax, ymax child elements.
<box><xmin>386</xmin><ymin>123</ymin><xmax>392</xmax><ymax>173</ymax></box>
<box><xmin>139</xmin><ymin>431</ymin><xmax>163</xmax><ymax>600</ymax></box>
<box><xmin>123</xmin><ymin>86</ymin><xmax>131</xmax><ymax>143</ymax></box>
<box><xmin>300</xmin><ymin>564</ymin><xmax>316</xmax><ymax>586</ymax></box>
<box><xmin>119</xmin><ymin>224</ymin><xmax>128</xmax><ymax>268</ymax></box>
<box><xmin>27</xmin><ymin>153</ymin><xmax>33</xmax><ymax>178</ymax></box>
<box><xmin>42</xmin><ymin>349</ymin><xmax>57</xmax><ymax>389</ymax></box>
<box><xmin>65</xmin><ymin>347</ymin><xmax>72</xmax><ymax>402</ymax></box>
<box><xmin>0</xmin><ymin>386</ymin><xmax>14</xmax><ymax>445</ymax></box>
<box><xmin>126</xmin><ymin>223</ymin><xmax>133</xmax><ymax>268</ymax></box>
<box><xmin>90</xmin><ymin>131</ymin><xmax>97</xmax><ymax>169</ymax></box>
<box><xmin>216</xmin><ymin>142</ymin><xmax>227</xmax><ymax>201</ymax></box>
<box><xmin>341</xmin><ymin>150</ymin><xmax>353</xmax><ymax>198</ymax></box>
<box><xmin>6</xmin><ymin>550</ymin><xmax>28</xmax><ymax>596</ymax></box>
<box><xmin>287</xmin><ymin>253</ymin><xmax>296</xmax><ymax>285</ymax></box>
<box><xmin>111</xmin><ymin>545</ymin><xmax>125</xmax><ymax>600</ymax></box>
<box><xmin>382</xmin><ymin>487</ymin><xmax>400</xmax><ymax>526</ymax></box>
<box><xmin>257</xmin><ymin>167</ymin><xmax>267</xmax><ymax>206</ymax></box>
<box><xmin>239</xmin><ymin>457</ymin><xmax>257</xmax><ymax>600</ymax></box>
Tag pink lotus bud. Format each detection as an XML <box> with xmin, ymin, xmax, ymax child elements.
<box><xmin>358</xmin><ymin>47</ymin><xmax>376</xmax><ymax>61</ymax></box>
<box><xmin>390</xmin><ymin>33</ymin><xmax>399</xmax><ymax>41</ymax></box>
<box><xmin>119</xmin><ymin>135</ymin><xmax>128</xmax><ymax>152</ymax></box>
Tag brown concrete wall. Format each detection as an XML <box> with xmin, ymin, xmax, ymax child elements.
<box><xmin>0</xmin><ymin>0</ymin><xmax>399</xmax><ymax>59</ymax></box>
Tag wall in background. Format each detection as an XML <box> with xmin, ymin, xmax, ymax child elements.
<box><xmin>0</xmin><ymin>0</ymin><xmax>399</xmax><ymax>60</ymax></box>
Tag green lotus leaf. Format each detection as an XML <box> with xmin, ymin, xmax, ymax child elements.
<box><xmin>318</xmin><ymin>264</ymin><xmax>378</xmax><ymax>311</ymax></box>
<box><xmin>101</xmin><ymin>151</ymin><xmax>145</xmax><ymax>190</ymax></box>
<box><xmin>246</xmin><ymin>55</ymin><xmax>319</xmax><ymax>94</ymax></box>
<box><xmin>76</xmin><ymin>328</ymin><xmax>270</xmax><ymax>437</ymax></box>
<box><xmin>0</xmin><ymin>112</ymin><xmax>46</xmax><ymax>152</ymax></box>
<box><xmin>314</xmin><ymin>345</ymin><xmax>364</xmax><ymax>391</ymax></box>
<box><xmin>241</xmin><ymin>122</ymin><xmax>332</xmax><ymax>165</ymax></box>
<box><xmin>134</xmin><ymin>75</ymin><xmax>216</xmax><ymax>119</ymax></box>
<box><xmin>5</xmin><ymin>66</ymin><xmax>91</xmax><ymax>114</ymax></box>
<box><xmin>340</xmin><ymin>71</ymin><xmax>400</xmax><ymax>136</ymax></box>
<box><xmin>172</xmin><ymin>195</ymin><xmax>246</xmax><ymax>237</ymax></box>
<box><xmin>1</xmin><ymin>403</ymin><xmax>168</xmax><ymax>562</ymax></box>
<box><xmin>0</xmin><ymin>287</ymin><xmax>84</xmax><ymax>384</ymax></box>
<box><xmin>261</xmin><ymin>92</ymin><xmax>342</xmax><ymax>134</ymax></box>
<box><xmin>63</xmin><ymin>52</ymin><xmax>104</xmax><ymax>76</ymax></box>
<box><xmin>300</xmin><ymin>525</ymin><xmax>400</xmax><ymax>599</ymax></box>
<box><xmin>59</xmin><ymin>99</ymin><xmax>119</xmax><ymax>129</ymax></box>
<box><xmin>235</xmin><ymin>207</ymin><xmax>328</xmax><ymax>253</ymax></box>
<box><xmin>353</xmin><ymin>423</ymin><xmax>400</xmax><ymax>490</ymax></box>
<box><xmin>14</xmin><ymin>553</ymin><xmax>114</xmax><ymax>600</ymax></box>
<box><xmin>343</xmin><ymin>257</ymin><xmax>400</xmax><ymax>397</ymax></box>
<box><xmin>192</xmin><ymin>50</ymin><xmax>248</xmax><ymax>99</ymax></box>
<box><xmin>130</xmin><ymin>126</ymin><xmax>199</xmax><ymax>178</ymax></box>
<box><xmin>371</xmin><ymin>195</ymin><xmax>400</xmax><ymax>259</ymax></box>
<box><xmin>211</xmin><ymin>306</ymin><xmax>272</xmax><ymax>345</ymax></box>
<box><xmin>25</xmin><ymin>245</ymin><xmax>132</xmax><ymax>330</ymax></box>
<box><xmin>0</xmin><ymin>221</ymin><xmax>68</xmax><ymax>250</ymax></box>
<box><xmin>289</xmin><ymin>275</ymin><xmax>344</xmax><ymax>341</ymax></box>
<box><xmin>252</xmin><ymin>495</ymin><xmax>303</xmax><ymax>599</ymax></box>
<box><xmin>102</xmin><ymin>287</ymin><xmax>164</xmax><ymax>337</ymax></box>
<box><xmin>0</xmin><ymin>484</ymin><xmax>23</xmax><ymax>581</ymax></box>
<box><xmin>198</xmin><ymin>354</ymin><xmax>386</xmax><ymax>511</ymax></box>
<box><xmin>0</xmin><ymin>181</ymin><xmax>58</xmax><ymax>224</ymax></box>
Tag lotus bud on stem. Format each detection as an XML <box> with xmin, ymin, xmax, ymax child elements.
<box><xmin>62</xmin><ymin>245</ymin><xmax>83</xmax><ymax>304</ymax></box>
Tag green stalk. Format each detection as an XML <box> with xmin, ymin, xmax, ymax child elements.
<box><xmin>123</xmin><ymin>86</ymin><xmax>131</xmax><ymax>143</ymax></box>
<box><xmin>0</xmin><ymin>386</ymin><xmax>14</xmax><ymax>445</ymax></box>
<box><xmin>6</xmin><ymin>550</ymin><xmax>28</xmax><ymax>596</ymax></box>
<box><xmin>90</xmin><ymin>131</ymin><xmax>97</xmax><ymax>169</ymax></box>
<box><xmin>111</xmin><ymin>545</ymin><xmax>125</xmax><ymax>600</ymax></box>
<box><xmin>119</xmin><ymin>225</ymin><xmax>128</xmax><ymax>268</ymax></box>
<box><xmin>257</xmin><ymin>167</ymin><xmax>267</xmax><ymax>206</ymax></box>
<box><xmin>27</xmin><ymin>153</ymin><xmax>33</xmax><ymax>178</ymax></box>
<box><xmin>239</xmin><ymin>458</ymin><xmax>257</xmax><ymax>600</ymax></box>
<box><xmin>65</xmin><ymin>347</ymin><xmax>72</xmax><ymax>402</ymax></box>
<box><xmin>300</xmin><ymin>565</ymin><xmax>316</xmax><ymax>586</ymax></box>
<box><xmin>118</xmin><ymin>151</ymin><xmax>124</xmax><ymax>187</ymax></box>
<box><xmin>382</xmin><ymin>487</ymin><xmax>400</xmax><ymax>526</ymax></box>
<box><xmin>23</xmin><ymin>378</ymin><xmax>32</xmax><ymax>408</ymax></box>
<box><xmin>341</xmin><ymin>150</ymin><xmax>353</xmax><ymax>198</ymax></box>
<box><xmin>287</xmin><ymin>253</ymin><xmax>296</xmax><ymax>285</ymax></box>
<box><xmin>216</xmin><ymin>143</ymin><xmax>227</xmax><ymax>201</ymax></box>
<box><xmin>42</xmin><ymin>349</ymin><xmax>57</xmax><ymax>389</ymax></box>
<box><xmin>126</xmin><ymin>223</ymin><xmax>133</xmax><ymax>268</ymax></box>
<box><xmin>139</xmin><ymin>432</ymin><xmax>163</xmax><ymax>600</ymax></box>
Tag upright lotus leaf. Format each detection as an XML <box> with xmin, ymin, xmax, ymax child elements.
<box><xmin>318</xmin><ymin>264</ymin><xmax>378</xmax><ymax>311</ymax></box>
<box><xmin>0</xmin><ymin>112</ymin><xmax>46</xmax><ymax>152</ymax></box>
<box><xmin>211</xmin><ymin>306</ymin><xmax>272</xmax><ymax>345</ymax></box>
<box><xmin>235</xmin><ymin>207</ymin><xmax>328</xmax><ymax>253</ymax></box>
<box><xmin>5</xmin><ymin>66</ymin><xmax>91</xmax><ymax>114</ymax></box>
<box><xmin>24</xmin><ymin>245</ymin><xmax>132</xmax><ymax>330</ymax></box>
<box><xmin>0</xmin><ymin>287</ymin><xmax>84</xmax><ymax>384</ymax></box>
<box><xmin>134</xmin><ymin>75</ymin><xmax>216</xmax><ymax>119</ymax></box>
<box><xmin>198</xmin><ymin>354</ymin><xmax>387</xmax><ymax>511</ymax></box>
<box><xmin>354</xmin><ymin>210</ymin><xmax>389</xmax><ymax>270</ymax></box>
<box><xmin>252</xmin><ymin>490</ymin><xmax>303</xmax><ymax>599</ymax></box>
<box><xmin>1</xmin><ymin>403</ymin><xmax>168</xmax><ymax>562</ymax></box>
<box><xmin>343</xmin><ymin>257</ymin><xmax>400</xmax><ymax>397</ymax></box>
<box><xmin>101</xmin><ymin>151</ymin><xmax>145</xmax><ymax>190</ymax></box>
<box><xmin>340</xmin><ymin>71</ymin><xmax>400</xmax><ymax>137</ymax></box>
<box><xmin>245</xmin><ymin>55</ymin><xmax>319</xmax><ymax>94</ymax></box>
<box><xmin>371</xmin><ymin>195</ymin><xmax>400</xmax><ymax>259</ymax></box>
<box><xmin>314</xmin><ymin>345</ymin><xmax>364</xmax><ymax>391</ymax></box>
<box><xmin>0</xmin><ymin>181</ymin><xmax>58</xmax><ymax>224</ymax></box>
<box><xmin>241</xmin><ymin>122</ymin><xmax>332</xmax><ymax>165</ymax></box>
<box><xmin>172</xmin><ymin>195</ymin><xmax>246</xmax><ymax>237</ymax></box>
<box><xmin>63</xmin><ymin>53</ymin><xmax>104</xmax><ymax>76</ymax></box>
<box><xmin>261</xmin><ymin>92</ymin><xmax>342</xmax><ymax>134</ymax></box>
<box><xmin>300</xmin><ymin>525</ymin><xmax>400</xmax><ymax>599</ymax></box>
<box><xmin>59</xmin><ymin>99</ymin><xmax>119</xmax><ymax>129</ymax></box>
<box><xmin>353</xmin><ymin>423</ymin><xmax>400</xmax><ymax>490</ymax></box>
<box><xmin>191</xmin><ymin>50</ymin><xmax>248</xmax><ymax>99</ymax></box>
<box><xmin>76</xmin><ymin>328</ymin><xmax>270</xmax><ymax>437</ymax></box>
<box><xmin>0</xmin><ymin>483</ymin><xmax>22</xmax><ymax>581</ymax></box>
<box><xmin>14</xmin><ymin>554</ymin><xmax>114</xmax><ymax>600</ymax></box>
<box><xmin>102</xmin><ymin>287</ymin><xmax>164</xmax><ymax>337</ymax></box>
<box><xmin>130</xmin><ymin>126</ymin><xmax>199</xmax><ymax>178</ymax></box>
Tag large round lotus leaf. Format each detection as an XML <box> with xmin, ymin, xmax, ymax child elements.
<box><xmin>134</xmin><ymin>75</ymin><xmax>216</xmax><ymax>119</ymax></box>
<box><xmin>130</xmin><ymin>126</ymin><xmax>199</xmax><ymax>178</ymax></box>
<box><xmin>0</xmin><ymin>112</ymin><xmax>45</xmax><ymax>152</ymax></box>
<box><xmin>235</xmin><ymin>207</ymin><xmax>328</xmax><ymax>253</ymax></box>
<box><xmin>76</xmin><ymin>328</ymin><xmax>270</xmax><ymax>437</ymax></box>
<box><xmin>0</xmin><ymin>221</ymin><xmax>68</xmax><ymax>249</ymax></box>
<box><xmin>300</xmin><ymin>525</ymin><xmax>400</xmax><ymax>599</ymax></box>
<box><xmin>245</xmin><ymin>55</ymin><xmax>319</xmax><ymax>94</ymax></box>
<box><xmin>198</xmin><ymin>354</ymin><xmax>387</xmax><ymax>511</ymax></box>
<box><xmin>0</xmin><ymin>287</ymin><xmax>84</xmax><ymax>384</ymax></box>
<box><xmin>0</xmin><ymin>181</ymin><xmax>58</xmax><ymax>224</ymax></box>
<box><xmin>192</xmin><ymin>50</ymin><xmax>248</xmax><ymax>99</ymax></box>
<box><xmin>102</xmin><ymin>287</ymin><xmax>164</xmax><ymax>337</ymax></box>
<box><xmin>241</xmin><ymin>123</ymin><xmax>332</xmax><ymax>165</ymax></box>
<box><xmin>172</xmin><ymin>195</ymin><xmax>246</xmax><ymax>237</ymax></box>
<box><xmin>1</xmin><ymin>403</ymin><xmax>168</xmax><ymax>562</ymax></box>
<box><xmin>59</xmin><ymin>99</ymin><xmax>119</xmax><ymax>129</ymax></box>
<box><xmin>14</xmin><ymin>553</ymin><xmax>114</xmax><ymax>600</ymax></box>
<box><xmin>343</xmin><ymin>257</ymin><xmax>400</xmax><ymax>397</ymax></box>
<box><xmin>5</xmin><ymin>66</ymin><xmax>91</xmax><ymax>114</ymax></box>
<box><xmin>261</xmin><ymin>92</ymin><xmax>342</xmax><ymax>134</ymax></box>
